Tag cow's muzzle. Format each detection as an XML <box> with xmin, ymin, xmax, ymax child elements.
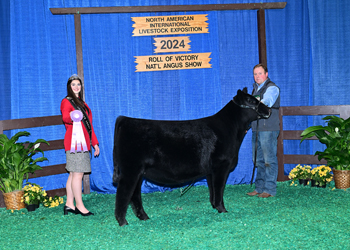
<box><xmin>233</xmin><ymin>99</ymin><xmax>271</xmax><ymax>119</ymax></box>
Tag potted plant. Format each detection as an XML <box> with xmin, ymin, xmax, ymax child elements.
<box><xmin>310</xmin><ymin>165</ymin><xmax>333</xmax><ymax>188</ymax></box>
<box><xmin>21</xmin><ymin>183</ymin><xmax>46</xmax><ymax>211</ymax></box>
<box><xmin>21</xmin><ymin>182</ymin><xmax>64</xmax><ymax>211</ymax></box>
<box><xmin>0</xmin><ymin>131</ymin><xmax>49</xmax><ymax>210</ymax></box>
<box><xmin>300</xmin><ymin>115</ymin><xmax>350</xmax><ymax>189</ymax></box>
<box><xmin>289</xmin><ymin>164</ymin><xmax>312</xmax><ymax>186</ymax></box>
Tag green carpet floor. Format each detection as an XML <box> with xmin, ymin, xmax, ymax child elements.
<box><xmin>1</xmin><ymin>181</ymin><xmax>349</xmax><ymax>249</ymax></box>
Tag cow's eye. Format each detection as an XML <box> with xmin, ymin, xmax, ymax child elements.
<box><xmin>248</xmin><ymin>98</ymin><xmax>255</xmax><ymax>104</ymax></box>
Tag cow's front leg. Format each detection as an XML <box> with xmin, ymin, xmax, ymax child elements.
<box><xmin>212</xmin><ymin>171</ymin><xmax>230</xmax><ymax>213</ymax></box>
<box><xmin>206</xmin><ymin>174</ymin><xmax>215</xmax><ymax>208</ymax></box>
<box><xmin>130</xmin><ymin>177</ymin><xmax>150</xmax><ymax>221</ymax></box>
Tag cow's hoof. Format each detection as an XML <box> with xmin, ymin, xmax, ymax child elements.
<box><xmin>118</xmin><ymin>221</ymin><xmax>128</xmax><ymax>227</ymax></box>
<box><xmin>216</xmin><ymin>205</ymin><xmax>228</xmax><ymax>213</ymax></box>
<box><xmin>218</xmin><ymin>209</ymin><xmax>228</xmax><ymax>213</ymax></box>
<box><xmin>138</xmin><ymin>214</ymin><xmax>150</xmax><ymax>221</ymax></box>
<box><xmin>117</xmin><ymin>218</ymin><xmax>128</xmax><ymax>226</ymax></box>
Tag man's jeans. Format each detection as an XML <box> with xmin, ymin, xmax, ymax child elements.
<box><xmin>252</xmin><ymin>130</ymin><xmax>279</xmax><ymax>196</ymax></box>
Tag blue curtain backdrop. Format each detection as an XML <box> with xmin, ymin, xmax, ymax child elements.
<box><xmin>0</xmin><ymin>0</ymin><xmax>10</xmax><ymax>122</ymax></box>
<box><xmin>0</xmin><ymin>0</ymin><xmax>349</xmax><ymax>194</ymax></box>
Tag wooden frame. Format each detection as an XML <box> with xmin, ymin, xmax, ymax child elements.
<box><xmin>277</xmin><ymin>105</ymin><xmax>350</xmax><ymax>181</ymax></box>
<box><xmin>50</xmin><ymin>2</ymin><xmax>287</xmax><ymax>82</ymax></box>
<box><xmin>1</xmin><ymin>3</ymin><xmax>287</xmax><ymax>207</ymax></box>
<box><xmin>0</xmin><ymin>116</ymin><xmax>91</xmax><ymax>207</ymax></box>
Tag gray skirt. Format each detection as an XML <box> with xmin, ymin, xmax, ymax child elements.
<box><xmin>65</xmin><ymin>151</ymin><xmax>91</xmax><ymax>173</ymax></box>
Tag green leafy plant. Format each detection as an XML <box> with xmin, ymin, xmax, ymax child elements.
<box><xmin>300</xmin><ymin>115</ymin><xmax>350</xmax><ymax>170</ymax></box>
<box><xmin>310</xmin><ymin>165</ymin><xmax>333</xmax><ymax>186</ymax></box>
<box><xmin>0</xmin><ymin>131</ymin><xmax>49</xmax><ymax>193</ymax></box>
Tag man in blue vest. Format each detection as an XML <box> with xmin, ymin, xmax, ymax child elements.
<box><xmin>247</xmin><ymin>64</ymin><xmax>280</xmax><ymax>198</ymax></box>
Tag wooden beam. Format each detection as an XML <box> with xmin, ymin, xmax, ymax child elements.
<box><xmin>283</xmin><ymin>154</ymin><xmax>327</xmax><ymax>165</ymax></box>
<box><xmin>46</xmin><ymin>188</ymin><xmax>66</xmax><ymax>198</ymax></box>
<box><xmin>22</xmin><ymin>139</ymin><xmax>64</xmax><ymax>152</ymax></box>
<box><xmin>257</xmin><ymin>9</ymin><xmax>267</xmax><ymax>66</ymax></box>
<box><xmin>277</xmin><ymin>107</ymin><xmax>284</xmax><ymax>181</ymax></box>
<box><xmin>0</xmin><ymin>192</ymin><xmax>4</xmax><ymax>207</ymax></box>
<box><xmin>28</xmin><ymin>164</ymin><xmax>66</xmax><ymax>178</ymax></box>
<box><xmin>83</xmin><ymin>173</ymin><xmax>90</xmax><ymax>194</ymax></box>
<box><xmin>280</xmin><ymin>105</ymin><xmax>350</xmax><ymax>116</ymax></box>
<box><xmin>0</xmin><ymin>115</ymin><xmax>62</xmax><ymax>131</ymax></box>
<box><xmin>50</xmin><ymin>3</ymin><xmax>287</xmax><ymax>15</ymax></box>
<box><xmin>74</xmin><ymin>14</ymin><xmax>85</xmax><ymax>101</ymax></box>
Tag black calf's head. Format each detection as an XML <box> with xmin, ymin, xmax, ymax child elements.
<box><xmin>233</xmin><ymin>87</ymin><xmax>271</xmax><ymax>119</ymax></box>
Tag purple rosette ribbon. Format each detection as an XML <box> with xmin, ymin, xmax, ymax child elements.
<box><xmin>70</xmin><ymin>110</ymin><xmax>88</xmax><ymax>153</ymax></box>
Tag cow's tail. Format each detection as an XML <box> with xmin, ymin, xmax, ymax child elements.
<box><xmin>112</xmin><ymin>116</ymin><xmax>123</xmax><ymax>184</ymax></box>
<box><xmin>112</xmin><ymin>162</ymin><xmax>120</xmax><ymax>184</ymax></box>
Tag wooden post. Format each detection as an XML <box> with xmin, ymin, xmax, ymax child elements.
<box><xmin>257</xmin><ymin>9</ymin><xmax>267</xmax><ymax>66</ymax></box>
<box><xmin>74</xmin><ymin>14</ymin><xmax>90</xmax><ymax>193</ymax></box>
<box><xmin>74</xmin><ymin>14</ymin><xmax>85</xmax><ymax>100</ymax></box>
<box><xmin>277</xmin><ymin>107</ymin><xmax>286</xmax><ymax>181</ymax></box>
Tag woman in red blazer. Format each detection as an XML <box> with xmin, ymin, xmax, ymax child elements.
<box><xmin>60</xmin><ymin>74</ymin><xmax>100</xmax><ymax>216</ymax></box>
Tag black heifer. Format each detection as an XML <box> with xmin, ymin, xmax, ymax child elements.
<box><xmin>113</xmin><ymin>87</ymin><xmax>271</xmax><ymax>226</ymax></box>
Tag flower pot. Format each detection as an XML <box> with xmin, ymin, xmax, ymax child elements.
<box><xmin>26</xmin><ymin>202</ymin><xmax>40</xmax><ymax>212</ymax></box>
<box><xmin>3</xmin><ymin>190</ymin><xmax>26</xmax><ymax>210</ymax></box>
<box><xmin>298</xmin><ymin>179</ymin><xmax>309</xmax><ymax>186</ymax></box>
<box><xmin>311</xmin><ymin>180</ymin><xmax>326</xmax><ymax>188</ymax></box>
<box><xmin>333</xmin><ymin>169</ymin><xmax>350</xmax><ymax>189</ymax></box>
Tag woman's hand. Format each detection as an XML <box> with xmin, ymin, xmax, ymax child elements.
<box><xmin>93</xmin><ymin>144</ymin><xmax>100</xmax><ymax>157</ymax></box>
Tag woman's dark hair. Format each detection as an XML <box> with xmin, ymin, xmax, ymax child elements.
<box><xmin>66</xmin><ymin>74</ymin><xmax>87</xmax><ymax>110</ymax></box>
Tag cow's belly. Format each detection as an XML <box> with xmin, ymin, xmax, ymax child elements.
<box><xmin>144</xmin><ymin>164</ymin><xmax>207</xmax><ymax>185</ymax></box>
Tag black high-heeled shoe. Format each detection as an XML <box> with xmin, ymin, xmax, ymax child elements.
<box><xmin>64</xmin><ymin>205</ymin><xmax>76</xmax><ymax>215</ymax></box>
<box><xmin>75</xmin><ymin>207</ymin><xmax>94</xmax><ymax>216</ymax></box>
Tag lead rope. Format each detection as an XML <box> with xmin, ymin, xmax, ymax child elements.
<box><xmin>180</xmin><ymin>181</ymin><xmax>195</xmax><ymax>196</ymax></box>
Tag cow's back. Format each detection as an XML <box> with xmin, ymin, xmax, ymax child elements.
<box><xmin>113</xmin><ymin>115</ymin><xmax>219</xmax><ymax>185</ymax></box>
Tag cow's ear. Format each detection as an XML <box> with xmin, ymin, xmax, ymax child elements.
<box><xmin>243</xmin><ymin>87</ymin><xmax>248</xmax><ymax>93</ymax></box>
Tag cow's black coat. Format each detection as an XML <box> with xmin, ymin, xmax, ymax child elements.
<box><xmin>113</xmin><ymin>88</ymin><xmax>271</xmax><ymax>226</ymax></box>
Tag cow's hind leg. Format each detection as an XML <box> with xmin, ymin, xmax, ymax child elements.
<box><xmin>115</xmin><ymin>174</ymin><xmax>140</xmax><ymax>226</ymax></box>
<box><xmin>130</xmin><ymin>177</ymin><xmax>149</xmax><ymax>221</ymax></box>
